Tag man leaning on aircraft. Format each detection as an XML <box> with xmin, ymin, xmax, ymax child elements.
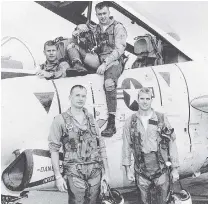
<box><xmin>122</xmin><ymin>87</ymin><xmax>180</xmax><ymax>204</ymax></box>
<box><xmin>48</xmin><ymin>85</ymin><xmax>109</xmax><ymax>204</ymax></box>
<box><xmin>66</xmin><ymin>1</ymin><xmax>127</xmax><ymax>138</ymax></box>
<box><xmin>36</xmin><ymin>40</ymin><xmax>70</xmax><ymax>79</ymax></box>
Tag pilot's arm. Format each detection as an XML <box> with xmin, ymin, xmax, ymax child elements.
<box><xmin>52</xmin><ymin>61</ymin><xmax>70</xmax><ymax>79</ymax></box>
<box><xmin>48</xmin><ymin>115</ymin><xmax>67</xmax><ymax>192</ymax></box>
<box><xmin>122</xmin><ymin>116</ymin><xmax>135</xmax><ymax>182</ymax></box>
<box><xmin>164</xmin><ymin>116</ymin><xmax>180</xmax><ymax>182</ymax></box>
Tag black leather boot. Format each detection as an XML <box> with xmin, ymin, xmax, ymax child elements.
<box><xmin>67</xmin><ymin>47</ymin><xmax>88</xmax><ymax>75</ymax></box>
<box><xmin>101</xmin><ymin>114</ymin><xmax>116</xmax><ymax>137</ymax></box>
<box><xmin>72</xmin><ymin>61</ymin><xmax>88</xmax><ymax>73</ymax></box>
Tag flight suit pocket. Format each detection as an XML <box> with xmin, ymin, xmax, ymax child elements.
<box><xmin>72</xmin><ymin>177</ymin><xmax>86</xmax><ymax>189</ymax></box>
<box><xmin>154</xmin><ymin>173</ymin><xmax>168</xmax><ymax>186</ymax></box>
<box><xmin>88</xmin><ymin>172</ymin><xmax>101</xmax><ymax>187</ymax></box>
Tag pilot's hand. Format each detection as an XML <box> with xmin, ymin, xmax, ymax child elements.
<box><xmin>96</xmin><ymin>63</ymin><xmax>107</xmax><ymax>75</ymax></box>
<box><xmin>171</xmin><ymin>168</ymin><xmax>179</xmax><ymax>183</ymax></box>
<box><xmin>38</xmin><ymin>70</ymin><xmax>53</xmax><ymax>79</ymax></box>
<box><xmin>127</xmin><ymin>169</ymin><xmax>135</xmax><ymax>182</ymax></box>
<box><xmin>101</xmin><ymin>173</ymin><xmax>110</xmax><ymax>194</ymax></box>
<box><xmin>36</xmin><ymin>70</ymin><xmax>45</xmax><ymax>78</ymax></box>
<box><xmin>55</xmin><ymin>176</ymin><xmax>67</xmax><ymax>192</ymax></box>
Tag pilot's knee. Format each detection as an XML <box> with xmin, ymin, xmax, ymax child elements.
<box><xmin>104</xmin><ymin>79</ymin><xmax>116</xmax><ymax>92</ymax></box>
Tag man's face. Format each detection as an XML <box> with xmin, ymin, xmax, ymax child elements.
<box><xmin>70</xmin><ymin>87</ymin><xmax>87</xmax><ymax>109</ymax></box>
<box><xmin>138</xmin><ymin>92</ymin><xmax>152</xmax><ymax>111</ymax></box>
<box><xmin>44</xmin><ymin>45</ymin><xmax>57</xmax><ymax>62</ymax></box>
<box><xmin>96</xmin><ymin>6</ymin><xmax>110</xmax><ymax>25</ymax></box>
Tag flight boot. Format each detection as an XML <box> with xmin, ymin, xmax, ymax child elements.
<box><xmin>66</xmin><ymin>60</ymin><xmax>88</xmax><ymax>77</ymax></box>
<box><xmin>101</xmin><ymin>114</ymin><xmax>116</xmax><ymax>137</ymax></box>
<box><xmin>72</xmin><ymin>60</ymin><xmax>88</xmax><ymax>74</ymax></box>
<box><xmin>67</xmin><ymin>47</ymin><xmax>88</xmax><ymax>76</ymax></box>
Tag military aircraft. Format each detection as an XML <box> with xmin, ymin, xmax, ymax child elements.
<box><xmin>1</xmin><ymin>1</ymin><xmax>208</xmax><ymax>203</ymax></box>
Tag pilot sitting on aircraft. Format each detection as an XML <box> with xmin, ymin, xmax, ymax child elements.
<box><xmin>122</xmin><ymin>87</ymin><xmax>180</xmax><ymax>204</ymax></box>
<box><xmin>66</xmin><ymin>1</ymin><xmax>127</xmax><ymax>137</ymax></box>
<box><xmin>36</xmin><ymin>40</ymin><xmax>70</xmax><ymax>79</ymax></box>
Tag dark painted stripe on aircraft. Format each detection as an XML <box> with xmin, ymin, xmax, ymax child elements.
<box><xmin>51</xmin><ymin>80</ymin><xmax>61</xmax><ymax>114</ymax></box>
<box><xmin>1</xmin><ymin>72</ymin><xmax>34</xmax><ymax>79</ymax></box>
<box><xmin>151</xmin><ymin>68</ymin><xmax>163</xmax><ymax>106</ymax></box>
<box><xmin>175</xmin><ymin>64</ymin><xmax>192</xmax><ymax>152</ymax></box>
<box><xmin>27</xmin><ymin>175</ymin><xmax>55</xmax><ymax>188</ymax></box>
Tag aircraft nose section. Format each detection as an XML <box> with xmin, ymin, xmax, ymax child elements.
<box><xmin>2</xmin><ymin>151</ymin><xmax>30</xmax><ymax>191</ymax></box>
<box><xmin>190</xmin><ymin>95</ymin><xmax>208</xmax><ymax>113</ymax></box>
<box><xmin>2</xmin><ymin>149</ymin><xmax>63</xmax><ymax>192</ymax></box>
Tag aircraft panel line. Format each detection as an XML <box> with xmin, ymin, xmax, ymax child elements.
<box><xmin>150</xmin><ymin>67</ymin><xmax>163</xmax><ymax>106</ymax></box>
<box><xmin>175</xmin><ymin>64</ymin><xmax>192</xmax><ymax>152</ymax></box>
<box><xmin>51</xmin><ymin>80</ymin><xmax>61</xmax><ymax>114</ymax></box>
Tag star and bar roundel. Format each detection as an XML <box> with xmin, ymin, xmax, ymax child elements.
<box><xmin>117</xmin><ymin>78</ymin><xmax>155</xmax><ymax>111</ymax></box>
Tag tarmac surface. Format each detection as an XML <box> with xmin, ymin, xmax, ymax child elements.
<box><xmin>20</xmin><ymin>173</ymin><xmax>208</xmax><ymax>204</ymax></box>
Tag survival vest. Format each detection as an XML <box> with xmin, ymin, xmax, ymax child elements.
<box><xmin>132</xmin><ymin>34</ymin><xmax>163</xmax><ymax>68</ymax></box>
<box><xmin>61</xmin><ymin>110</ymin><xmax>102</xmax><ymax>167</ymax></box>
<box><xmin>95</xmin><ymin>20</ymin><xmax>125</xmax><ymax>60</ymax></box>
<box><xmin>130</xmin><ymin>111</ymin><xmax>172</xmax><ymax>181</ymax></box>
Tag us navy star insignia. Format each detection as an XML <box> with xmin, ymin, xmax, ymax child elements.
<box><xmin>123</xmin><ymin>80</ymin><xmax>140</xmax><ymax>106</ymax></box>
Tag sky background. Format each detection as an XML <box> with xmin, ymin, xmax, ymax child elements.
<box><xmin>1</xmin><ymin>1</ymin><xmax>208</xmax><ymax>67</ymax></box>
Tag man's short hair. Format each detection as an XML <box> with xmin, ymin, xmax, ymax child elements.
<box><xmin>44</xmin><ymin>40</ymin><xmax>57</xmax><ymax>50</ymax></box>
<box><xmin>138</xmin><ymin>87</ymin><xmax>153</xmax><ymax>99</ymax></box>
<box><xmin>95</xmin><ymin>1</ymin><xmax>109</xmax><ymax>11</ymax></box>
<box><xmin>70</xmin><ymin>85</ymin><xmax>87</xmax><ymax>95</ymax></box>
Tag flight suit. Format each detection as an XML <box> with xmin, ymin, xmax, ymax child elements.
<box><xmin>40</xmin><ymin>59</ymin><xmax>69</xmax><ymax>79</ymax></box>
<box><xmin>48</xmin><ymin>108</ymin><xmax>107</xmax><ymax>204</ymax></box>
<box><xmin>122</xmin><ymin>110</ymin><xmax>179</xmax><ymax>204</ymax></box>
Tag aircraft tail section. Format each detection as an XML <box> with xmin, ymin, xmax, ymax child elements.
<box><xmin>2</xmin><ymin>149</ymin><xmax>63</xmax><ymax>192</ymax></box>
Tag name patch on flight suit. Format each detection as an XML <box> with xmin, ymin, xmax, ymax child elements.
<box><xmin>149</xmin><ymin>119</ymin><xmax>158</xmax><ymax>126</ymax></box>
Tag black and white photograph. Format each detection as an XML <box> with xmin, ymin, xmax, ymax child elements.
<box><xmin>1</xmin><ymin>1</ymin><xmax>208</xmax><ymax>204</ymax></box>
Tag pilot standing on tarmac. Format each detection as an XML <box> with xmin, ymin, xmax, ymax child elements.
<box><xmin>122</xmin><ymin>87</ymin><xmax>180</xmax><ymax>204</ymax></box>
<box><xmin>66</xmin><ymin>1</ymin><xmax>127</xmax><ymax>137</ymax></box>
<box><xmin>36</xmin><ymin>40</ymin><xmax>70</xmax><ymax>79</ymax></box>
<box><xmin>48</xmin><ymin>85</ymin><xmax>109</xmax><ymax>204</ymax></box>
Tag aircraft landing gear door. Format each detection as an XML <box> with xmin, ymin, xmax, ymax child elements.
<box><xmin>152</xmin><ymin>65</ymin><xmax>190</xmax><ymax>174</ymax></box>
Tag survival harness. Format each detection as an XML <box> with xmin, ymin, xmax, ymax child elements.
<box><xmin>130</xmin><ymin>111</ymin><xmax>172</xmax><ymax>181</ymax></box>
<box><xmin>61</xmin><ymin>111</ymin><xmax>103</xmax><ymax>200</ymax></box>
